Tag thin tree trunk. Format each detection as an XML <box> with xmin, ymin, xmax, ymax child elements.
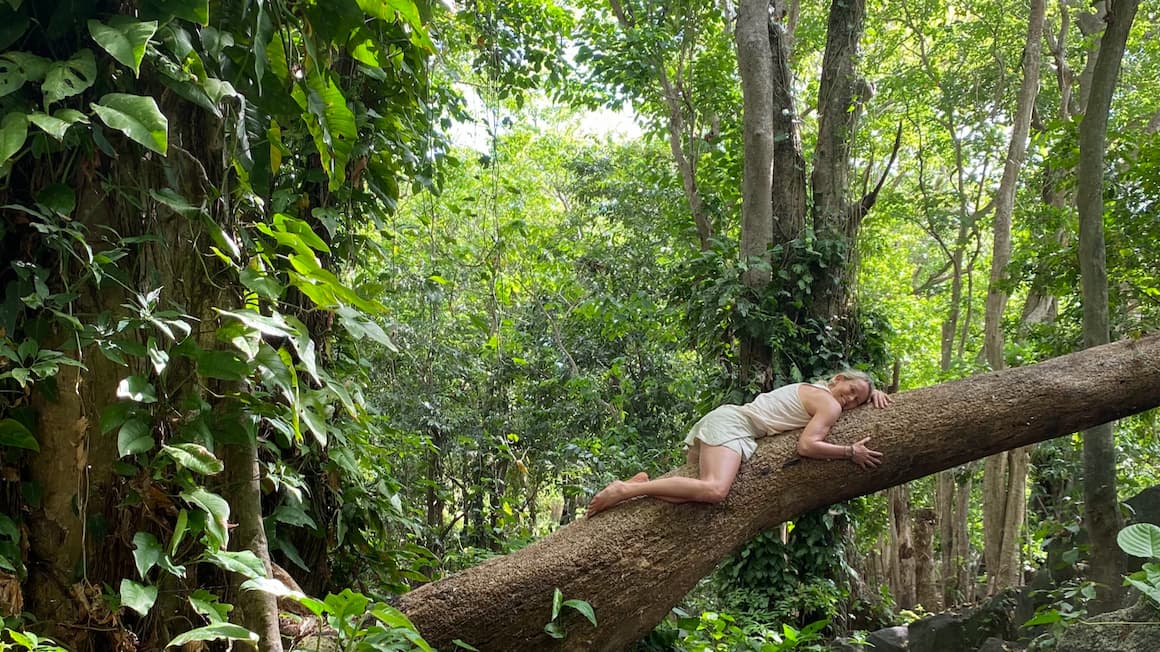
<box><xmin>997</xmin><ymin>447</ymin><xmax>1030</xmax><ymax>588</ymax></box>
<box><xmin>659</xmin><ymin>68</ymin><xmax>713</xmax><ymax>250</ymax></box>
<box><xmin>608</xmin><ymin>0</ymin><xmax>713</xmax><ymax>250</ymax></box>
<box><xmin>936</xmin><ymin>470</ymin><xmax>956</xmax><ymax>605</ymax></box>
<box><xmin>888</xmin><ymin>486</ymin><xmax>915</xmax><ymax>608</ymax></box>
<box><xmin>222</xmin><ymin>433</ymin><xmax>284</xmax><ymax>652</ymax></box>
<box><xmin>1076</xmin><ymin>0</ymin><xmax>1141</xmax><ymax>615</ymax></box>
<box><xmin>399</xmin><ymin>334</ymin><xmax>1160</xmax><ymax>651</ymax></box>
<box><xmin>953</xmin><ymin>465</ymin><xmax>976</xmax><ymax>604</ymax></box>
<box><xmin>980</xmin><ymin>4</ymin><xmax>1044</xmax><ymax>594</ymax></box>
<box><xmin>913</xmin><ymin>508</ymin><xmax>939</xmax><ymax>611</ymax></box>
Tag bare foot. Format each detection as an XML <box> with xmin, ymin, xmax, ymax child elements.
<box><xmin>586</xmin><ymin>480</ymin><xmax>631</xmax><ymax>517</ymax></box>
<box><xmin>628</xmin><ymin>472</ymin><xmax>649</xmax><ymax>483</ymax></box>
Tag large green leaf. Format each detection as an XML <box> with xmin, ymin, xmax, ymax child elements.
<box><xmin>0</xmin><ymin>111</ymin><xmax>27</xmax><ymax>164</ymax></box>
<box><xmin>272</xmin><ymin>503</ymin><xmax>318</xmax><ymax>529</ymax></box>
<box><xmin>1</xmin><ymin>52</ymin><xmax>49</xmax><ymax>81</ymax></box>
<box><xmin>162</xmin><ymin>443</ymin><xmax>224</xmax><ymax>475</ymax></box>
<box><xmin>88</xmin><ymin>18</ymin><xmax>158</xmax><ymax>77</ymax></box>
<box><xmin>239</xmin><ymin>267</ymin><xmax>283</xmax><ymax>301</ymax></box>
<box><xmin>43</xmin><ymin>49</ymin><xmax>96</xmax><ymax>107</ymax></box>
<box><xmin>188</xmin><ymin>589</ymin><xmax>231</xmax><ymax>624</ymax></box>
<box><xmin>240</xmin><ymin>577</ymin><xmax>327</xmax><ymax>616</ymax></box>
<box><xmin>216</xmin><ymin>309</ymin><xmax>318</xmax><ymax>381</ymax></box>
<box><xmin>204</xmin><ymin>549</ymin><xmax>266</xmax><ymax>579</ymax></box>
<box><xmin>0</xmin><ymin>514</ymin><xmax>18</xmax><ymax>542</ymax></box>
<box><xmin>166</xmin><ymin>623</ymin><xmax>257</xmax><ymax>648</ymax></box>
<box><xmin>292</xmin><ymin>71</ymin><xmax>355</xmax><ymax>190</ymax></box>
<box><xmin>1126</xmin><ymin>576</ymin><xmax>1160</xmax><ymax>608</ymax></box>
<box><xmin>37</xmin><ymin>183</ymin><xmax>75</xmax><ymax>217</ymax></box>
<box><xmin>0</xmin><ymin>56</ymin><xmax>25</xmax><ymax>97</ymax></box>
<box><xmin>28</xmin><ymin>109</ymin><xmax>89</xmax><ymax>141</ymax></box>
<box><xmin>119</xmin><ymin>579</ymin><xmax>158</xmax><ymax>616</ymax></box>
<box><xmin>117</xmin><ymin>418</ymin><xmax>154</xmax><ymax>457</ymax></box>
<box><xmin>0</xmin><ymin>418</ymin><xmax>38</xmax><ymax>451</ymax></box>
<box><xmin>1118</xmin><ymin>523</ymin><xmax>1160</xmax><ymax>559</ymax></box>
<box><xmin>92</xmin><ymin>93</ymin><xmax>168</xmax><ymax>155</ymax></box>
<box><xmin>132</xmin><ymin>532</ymin><xmax>163</xmax><ymax>579</ymax></box>
<box><xmin>181</xmin><ymin>488</ymin><xmax>230</xmax><ymax>549</ymax></box>
<box><xmin>0</xmin><ymin>8</ymin><xmax>27</xmax><ymax>51</ymax></box>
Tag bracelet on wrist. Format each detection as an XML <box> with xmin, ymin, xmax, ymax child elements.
<box><xmin>847</xmin><ymin>445</ymin><xmax>854</xmax><ymax>460</ymax></box>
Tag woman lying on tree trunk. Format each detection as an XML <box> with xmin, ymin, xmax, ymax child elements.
<box><xmin>586</xmin><ymin>370</ymin><xmax>890</xmax><ymax>516</ymax></box>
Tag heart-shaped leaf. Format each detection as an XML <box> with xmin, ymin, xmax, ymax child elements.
<box><xmin>88</xmin><ymin>18</ymin><xmax>158</xmax><ymax>76</ymax></box>
<box><xmin>92</xmin><ymin>93</ymin><xmax>168</xmax><ymax>155</ymax></box>
<box><xmin>43</xmin><ymin>49</ymin><xmax>96</xmax><ymax>107</ymax></box>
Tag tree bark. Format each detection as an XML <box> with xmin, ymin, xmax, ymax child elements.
<box><xmin>887</xmin><ymin>485</ymin><xmax>915</xmax><ymax>608</ymax></box>
<box><xmin>222</xmin><ymin>432</ymin><xmax>284</xmax><ymax>652</ymax></box>
<box><xmin>913</xmin><ymin>508</ymin><xmax>939</xmax><ymax>611</ymax></box>
<box><xmin>737</xmin><ymin>0</ymin><xmax>776</xmax><ymax>288</ymax></box>
<box><xmin>768</xmin><ymin>17</ymin><xmax>806</xmax><ymax>246</ymax></box>
<box><xmin>1076</xmin><ymin>0</ymin><xmax>1140</xmax><ymax>615</ymax></box>
<box><xmin>936</xmin><ymin>470</ymin><xmax>956</xmax><ymax>605</ymax></box>
<box><xmin>398</xmin><ymin>334</ymin><xmax>1160</xmax><ymax>651</ymax></box>
<box><xmin>953</xmin><ymin>464</ymin><xmax>976</xmax><ymax>604</ymax></box>
<box><xmin>810</xmin><ymin>0</ymin><xmax>868</xmax><ymax>320</ymax></box>
<box><xmin>982</xmin><ymin>1</ymin><xmax>1045</xmax><ymax>595</ymax></box>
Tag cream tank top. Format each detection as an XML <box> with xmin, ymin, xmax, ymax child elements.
<box><xmin>738</xmin><ymin>382</ymin><xmax>830</xmax><ymax>436</ymax></box>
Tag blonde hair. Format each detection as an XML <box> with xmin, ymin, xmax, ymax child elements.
<box><xmin>829</xmin><ymin>369</ymin><xmax>875</xmax><ymax>403</ymax></box>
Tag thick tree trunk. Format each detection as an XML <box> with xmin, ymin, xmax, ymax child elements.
<box><xmin>810</xmin><ymin>0</ymin><xmax>868</xmax><ymax>320</ymax></box>
<box><xmin>737</xmin><ymin>0</ymin><xmax>776</xmax><ymax>289</ymax></box>
<box><xmin>768</xmin><ymin>19</ymin><xmax>806</xmax><ymax>246</ymax></box>
<box><xmin>1076</xmin><ymin>0</ymin><xmax>1140</xmax><ymax>615</ymax></box>
<box><xmin>398</xmin><ymin>334</ymin><xmax>1160</xmax><ymax>651</ymax></box>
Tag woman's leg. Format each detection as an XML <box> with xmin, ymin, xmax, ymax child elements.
<box><xmin>586</xmin><ymin>442</ymin><xmax>743</xmax><ymax>516</ymax></box>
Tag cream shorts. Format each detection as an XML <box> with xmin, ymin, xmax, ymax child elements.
<box><xmin>683</xmin><ymin>404</ymin><xmax>762</xmax><ymax>461</ymax></box>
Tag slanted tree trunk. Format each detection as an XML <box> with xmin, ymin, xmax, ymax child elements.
<box><xmin>1076</xmin><ymin>0</ymin><xmax>1141</xmax><ymax>615</ymax></box>
<box><xmin>399</xmin><ymin>334</ymin><xmax>1160</xmax><ymax>651</ymax></box>
<box><xmin>982</xmin><ymin>1</ymin><xmax>1045</xmax><ymax>595</ymax></box>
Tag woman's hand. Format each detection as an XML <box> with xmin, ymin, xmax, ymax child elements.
<box><xmin>869</xmin><ymin>389</ymin><xmax>892</xmax><ymax>408</ymax></box>
<box><xmin>850</xmin><ymin>436</ymin><xmax>883</xmax><ymax>469</ymax></box>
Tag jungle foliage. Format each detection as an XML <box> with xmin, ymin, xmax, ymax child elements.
<box><xmin>0</xmin><ymin>0</ymin><xmax>1157</xmax><ymax>650</ymax></box>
